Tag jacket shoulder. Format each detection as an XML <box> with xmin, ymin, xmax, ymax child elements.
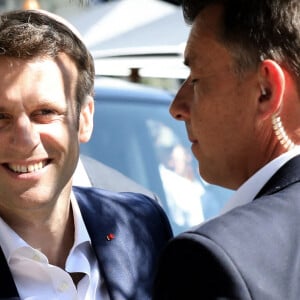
<box><xmin>73</xmin><ymin>186</ymin><xmax>161</xmax><ymax>214</ymax></box>
<box><xmin>72</xmin><ymin>186</ymin><xmax>173</xmax><ymax>238</ymax></box>
<box><xmin>155</xmin><ymin>183</ymin><xmax>300</xmax><ymax>300</ymax></box>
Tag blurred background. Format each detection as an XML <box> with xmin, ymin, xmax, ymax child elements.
<box><xmin>1</xmin><ymin>0</ymin><xmax>187</xmax><ymax>91</ymax></box>
<box><xmin>1</xmin><ymin>0</ymin><xmax>233</xmax><ymax>235</ymax></box>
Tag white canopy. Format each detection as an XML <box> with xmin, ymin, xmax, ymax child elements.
<box><xmin>60</xmin><ymin>0</ymin><xmax>190</xmax><ymax>79</ymax></box>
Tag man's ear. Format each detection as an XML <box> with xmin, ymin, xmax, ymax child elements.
<box><xmin>79</xmin><ymin>95</ymin><xmax>94</xmax><ymax>143</ymax></box>
<box><xmin>257</xmin><ymin>59</ymin><xmax>285</xmax><ymax>120</ymax></box>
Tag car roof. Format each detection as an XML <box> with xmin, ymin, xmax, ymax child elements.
<box><xmin>92</xmin><ymin>47</ymin><xmax>188</xmax><ymax>79</ymax></box>
<box><xmin>94</xmin><ymin>76</ymin><xmax>174</xmax><ymax>104</ymax></box>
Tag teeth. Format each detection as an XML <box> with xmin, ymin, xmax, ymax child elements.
<box><xmin>8</xmin><ymin>161</ymin><xmax>46</xmax><ymax>173</ymax></box>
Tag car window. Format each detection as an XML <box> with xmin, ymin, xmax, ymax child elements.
<box><xmin>80</xmin><ymin>83</ymin><xmax>233</xmax><ymax>234</ymax></box>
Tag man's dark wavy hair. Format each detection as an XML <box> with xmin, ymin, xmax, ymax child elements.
<box><xmin>182</xmin><ymin>0</ymin><xmax>300</xmax><ymax>83</ymax></box>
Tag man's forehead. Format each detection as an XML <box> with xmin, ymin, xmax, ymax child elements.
<box><xmin>183</xmin><ymin>24</ymin><xmax>202</xmax><ymax>68</ymax></box>
<box><xmin>183</xmin><ymin>4</ymin><xmax>225</xmax><ymax>66</ymax></box>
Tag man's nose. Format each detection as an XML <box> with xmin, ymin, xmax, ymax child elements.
<box><xmin>10</xmin><ymin>115</ymin><xmax>40</xmax><ymax>152</ymax></box>
<box><xmin>169</xmin><ymin>79</ymin><xmax>191</xmax><ymax>121</ymax></box>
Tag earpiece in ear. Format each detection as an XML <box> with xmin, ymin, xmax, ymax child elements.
<box><xmin>261</xmin><ymin>85</ymin><xmax>267</xmax><ymax>96</ymax></box>
<box><xmin>272</xmin><ymin>114</ymin><xmax>295</xmax><ymax>150</ymax></box>
<box><xmin>259</xmin><ymin>85</ymin><xmax>270</xmax><ymax>101</ymax></box>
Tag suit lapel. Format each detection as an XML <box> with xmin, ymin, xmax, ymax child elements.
<box><xmin>0</xmin><ymin>186</ymin><xmax>145</xmax><ymax>300</ymax></box>
<box><xmin>255</xmin><ymin>155</ymin><xmax>300</xmax><ymax>198</ymax></box>
<box><xmin>0</xmin><ymin>247</ymin><xmax>19</xmax><ymax>299</ymax></box>
<box><xmin>75</xmin><ymin>188</ymin><xmax>136</xmax><ymax>300</ymax></box>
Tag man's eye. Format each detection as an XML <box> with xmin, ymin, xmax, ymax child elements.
<box><xmin>0</xmin><ymin>112</ymin><xmax>9</xmax><ymax>119</ymax></box>
<box><xmin>189</xmin><ymin>78</ymin><xmax>199</xmax><ymax>86</ymax></box>
<box><xmin>0</xmin><ymin>113</ymin><xmax>11</xmax><ymax>129</ymax></box>
<box><xmin>33</xmin><ymin>109</ymin><xmax>57</xmax><ymax>116</ymax></box>
<box><xmin>39</xmin><ymin>109</ymin><xmax>56</xmax><ymax>115</ymax></box>
<box><xmin>31</xmin><ymin>109</ymin><xmax>58</xmax><ymax>123</ymax></box>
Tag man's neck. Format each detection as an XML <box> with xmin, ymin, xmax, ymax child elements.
<box><xmin>0</xmin><ymin>196</ymin><xmax>75</xmax><ymax>268</ymax></box>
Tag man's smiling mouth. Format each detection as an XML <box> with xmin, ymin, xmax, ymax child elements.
<box><xmin>4</xmin><ymin>160</ymin><xmax>48</xmax><ymax>173</ymax></box>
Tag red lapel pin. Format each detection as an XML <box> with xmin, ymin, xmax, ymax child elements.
<box><xmin>106</xmin><ymin>233</ymin><xmax>115</xmax><ymax>241</ymax></box>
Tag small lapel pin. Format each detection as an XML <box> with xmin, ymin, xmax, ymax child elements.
<box><xmin>106</xmin><ymin>233</ymin><xmax>115</xmax><ymax>241</ymax></box>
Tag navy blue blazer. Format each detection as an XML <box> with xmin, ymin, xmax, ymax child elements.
<box><xmin>153</xmin><ymin>155</ymin><xmax>300</xmax><ymax>300</ymax></box>
<box><xmin>0</xmin><ymin>187</ymin><xmax>172</xmax><ymax>300</ymax></box>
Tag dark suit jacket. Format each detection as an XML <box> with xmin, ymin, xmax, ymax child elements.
<box><xmin>0</xmin><ymin>187</ymin><xmax>172</xmax><ymax>300</ymax></box>
<box><xmin>153</xmin><ymin>155</ymin><xmax>300</xmax><ymax>300</ymax></box>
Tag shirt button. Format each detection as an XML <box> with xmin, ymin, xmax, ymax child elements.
<box><xmin>58</xmin><ymin>281</ymin><xmax>69</xmax><ymax>292</ymax></box>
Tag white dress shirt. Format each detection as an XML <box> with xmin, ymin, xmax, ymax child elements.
<box><xmin>221</xmin><ymin>147</ymin><xmax>300</xmax><ymax>215</ymax></box>
<box><xmin>0</xmin><ymin>193</ymin><xmax>106</xmax><ymax>300</ymax></box>
<box><xmin>73</xmin><ymin>158</ymin><xmax>92</xmax><ymax>188</ymax></box>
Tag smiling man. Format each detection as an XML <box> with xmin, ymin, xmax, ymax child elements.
<box><xmin>0</xmin><ymin>9</ymin><xmax>172</xmax><ymax>300</ymax></box>
<box><xmin>153</xmin><ymin>0</ymin><xmax>300</xmax><ymax>299</ymax></box>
